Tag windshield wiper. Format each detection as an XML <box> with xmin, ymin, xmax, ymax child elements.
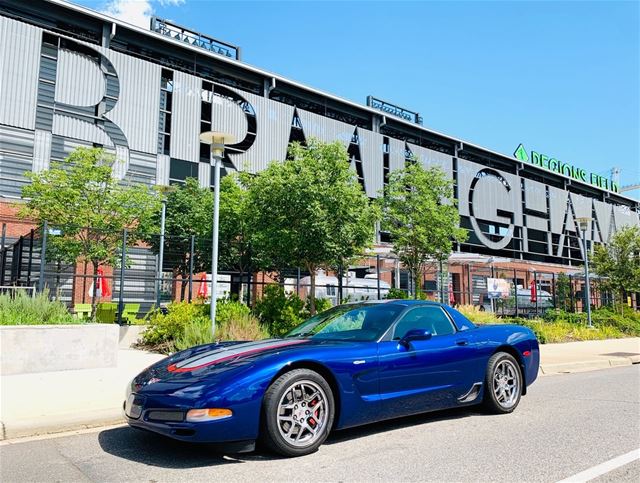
<box><xmin>285</xmin><ymin>331</ymin><xmax>314</xmax><ymax>339</ymax></box>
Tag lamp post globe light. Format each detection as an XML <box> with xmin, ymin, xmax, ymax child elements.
<box><xmin>199</xmin><ymin>131</ymin><xmax>235</xmax><ymax>337</ymax></box>
<box><xmin>576</xmin><ymin>217</ymin><xmax>593</xmax><ymax>328</ymax></box>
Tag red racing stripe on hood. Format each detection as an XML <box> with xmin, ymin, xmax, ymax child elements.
<box><xmin>167</xmin><ymin>339</ymin><xmax>310</xmax><ymax>373</ymax></box>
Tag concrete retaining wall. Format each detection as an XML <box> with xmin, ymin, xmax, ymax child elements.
<box><xmin>118</xmin><ymin>325</ymin><xmax>147</xmax><ymax>349</ymax></box>
<box><xmin>0</xmin><ymin>324</ymin><xmax>119</xmax><ymax>375</ymax></box>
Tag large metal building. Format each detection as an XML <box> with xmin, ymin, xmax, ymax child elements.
<box><xmin>1</xmin><ymin>0</ymin><xmax>639</xmax><ymax>309</ymax></box>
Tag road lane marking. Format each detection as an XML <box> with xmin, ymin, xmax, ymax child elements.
<box><xmin>556</xmin><ymin>448</ymin><xmax>640</xmax><ymax>482</ymax></box>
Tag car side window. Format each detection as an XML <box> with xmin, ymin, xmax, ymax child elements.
<box><xmin>392</xmin><ymin>306</ymin><xmax>456</xmax><ymax>339</ymax></box>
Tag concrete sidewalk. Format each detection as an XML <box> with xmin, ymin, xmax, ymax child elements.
<box><xmin>1</xmin><ymin>338</ymin><xmax>639</xmax><ymax>441</ymax></box>
<box><xmin>538</xmin><ymin>337</ymin><xmax>640</xmax><ymax>375</ymax></box>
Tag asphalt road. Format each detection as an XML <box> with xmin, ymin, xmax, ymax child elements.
<box><xmin>1</xmin><ymin>366</ymin><xmax>638</xmax><ymax>482</ymax></box>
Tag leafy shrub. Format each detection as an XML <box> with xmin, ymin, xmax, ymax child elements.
<box><xmin>142</xmin><ymin>299</ymin><xmax>268</xmax><ymax>353</ymax></box>
<box><xmin>174</xmin><ymin>317</ymin><xmax>213</xmax><ymax>352</ymax></box>
<box><xmin>455</xmin><ymin>304</ymin><xmax>497</xmax><ymax>325</ymax></box>
<box><xmin>543</xmin><ymin>307</ymin><xmax>640</xmax><ymax>336</ymax></box>
<box><xmin>307</xmin><ymin>297</ymin><xmax>332</xmax><ymax>314</ymax></box>
<box><xmin>142</xmin><ymin>301</ymin><xmax>209</xmax><ymax>351</ymax></box>
<box><xmin>253</xmin><ymin>285</ymin><xmax>306</xmax><ymax>337</ymax></box>
<box><xmin>253</xmin><ymin>285</ymin><xmax>333</xmax><ymax>337</ymax></box>
<box><xmin>216</xmin><ymin>312</ymin><xmax>270</xmax><ymax>342</ymax></box>
<box><xmin>0</xmin><ymin>290</ymin><xmax>76</xmax><ymax>325</ymax></box>
<box><xmin>385</xmin><ymin>287</ymin><xmax>409</xmax><ymax>299</ymax></box>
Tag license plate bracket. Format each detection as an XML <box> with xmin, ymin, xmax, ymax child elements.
<box><xmin>125</xmin><ymin>394</ymin><xmax>144</xmax><ymax>419</ymax></box>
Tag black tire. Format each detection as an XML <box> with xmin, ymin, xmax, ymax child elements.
<box><xmin>261</xmin><ymin>368</ymin><xmax>335</xmax><ymax>457</ymax></box>
<box><xmin>482</xmin><ymin>352</ymin><xmax>523</xmax><ymax>414</ymax></box>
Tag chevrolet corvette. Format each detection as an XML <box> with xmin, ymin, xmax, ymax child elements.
<box><xmin>125</xmin><ymin>300</ymin><xmax>539</xmax><ymax>456</ymax></box>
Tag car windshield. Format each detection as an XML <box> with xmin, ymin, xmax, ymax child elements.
<box><xmin>284</xmin><ymin>303</ymin><xmax>403</xmax><ymax>341</ymax></box>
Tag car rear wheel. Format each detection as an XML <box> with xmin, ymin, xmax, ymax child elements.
<box><xmin>483</xmin><ymin>352</ymin><xmax>522</xmax><ymax>414</ymax></box>
<box><xmin>261</xmin><ymin>368</ymin><xmax>334</xmax><ymax>457</ymax></box>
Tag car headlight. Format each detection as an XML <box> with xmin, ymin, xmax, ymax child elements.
<box><xmin>186</xmin><ymin>408</ymin><xmax>233</xmax><ymax>422</ymax></box>
<box><xmin>125</xmin><ymin>378</ymin><xmax>136</xmax><ymax>399</ymax></box>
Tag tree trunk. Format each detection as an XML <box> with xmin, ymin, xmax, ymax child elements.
<box><xmin>90</xmin><ymin>260</ymin><xmax>99</xmax><ymax>320</ymax></box>
<box><xmin>415</xmin><ymin>267</ymin><xmax>423</xmax><ymax>300</ymax></box>
<box><xmin>180</xmin><ymin>277</ymin><xmax>188</xmax><ymax>302</ymax></box>
<box><xmin>309</xmin><ymin>266</ymin><xmax>317</xmax><ymax>315</ymax></box>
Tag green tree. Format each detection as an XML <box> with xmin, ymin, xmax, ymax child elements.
<box><xmin>591</xmin><ymin>225</ymin><xmax>640</xmax><ymax>311</ymax></box>
<box><xmin>219</xmin><ymin>173</ymin><xmax>254</xmax><ymax>301</ymax></box>
<box><xmin>145</xmin><ymin>178</ymin><xmax>213</xmax><ymax>301</ymax></box>
<box><xmin>20</xmin><ymin>147</ymin><xmax>160</xmax><ymax>317</ymax></box>
<box><xmin>379</xmin><ymin>162</ymin><xmax>467</xmax><ymax>298</ymax></box>
<box><xmin>555</xmin><ymin>272</ymin><xmax>573</xmax><ymax>311</ymax></box>
<box><xmin>248</xmin><ymin>139</ymin><xmax>379</xmax><ymax>313</ymax></box>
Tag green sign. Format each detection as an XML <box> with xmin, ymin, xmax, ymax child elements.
<box><xmin>513</xmin><ymin>144</ymin><xmax>619</xmax><ymax>193</ymax></box>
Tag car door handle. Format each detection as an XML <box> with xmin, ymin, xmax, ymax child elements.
<box><xmin>456</xmin><ymin>339</ymin><xmax>469</xmax><ymax>346</ymax></box>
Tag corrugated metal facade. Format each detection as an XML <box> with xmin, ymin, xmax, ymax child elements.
<box><xmin>593</xmin><ymin>200</ymin><xmax>613</xmax><ymax>243</ymax></box>
<box><xmin>52</xmin><ymin>113</ymin><xmax>114</xmax><ymax>146</ymax></box>
<box><xmin>297</xmin><ymin>108</ymin><xmax>353</xmax><ymax>148</ymax></box>
<box><xmin>407</xmin><ymin>143</ymin><xmax>453</xmax><ymax>179</ymax></box>
<box><xmin>0</xmin><ymin>17</ymin><xmax>41</xmax><ymax>130</ymax></box>
<box><xmin>458</xmin><ymin>158</ymin><xmax>523</xmax><ymax>227</ymax></box>
<box><xmin>32</xmin><ymin>129</ymin><xmax>52</xmax><ymax>172</ymax></box>
<box><xmin>239</xmin><ymin>89</ymin><xmax>295</xmax><ymax>173</ymax></box>
<box><xmin>198</xmin><ymin>161</ymin><xmax>211</xmax><ymax>188</ymax></box>
<box><xmin>155</xmin><ymin>154</ymin><xmax>170</xmax><ymax>185</ymax></box>
<box><xmin>128</xmin><ymin>151</ymin><xmax>157</xmax><ymax>186</ymax></box>
<box><xmin>55</xmin><ymin>48</ymin><xmax>105</xmax><ymax>107</ymax></box>
<box><xmin>358</xmin><ymin>128</ymin><xmax>384</xmax><ymax>198</ymax></box>
<box><xmin>0</xmin><ymin>124</ymin><xmax>34</xmax><ymax>197</ymax></box>
<box><xmin>388</xmin><ymin>138</ymin><xmax>406</xmax><ymax>173</ymax></box>
<box><xmin>88</xmin><ymin>43</ymin><xmax>161</xmax><ymax>154</ymax></box>
<box><xmin>211</xmin><ymin>91</ymin><xmax>248</xmax><ymax>147</ymax></box>
<box><xmin>170</xmin><ymin>72</ymin><xmax>201</xmax><ymax>163</ymax></box>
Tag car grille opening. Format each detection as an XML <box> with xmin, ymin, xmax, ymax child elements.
<box><xmin>147</xmin><ymin>410</ymin><xmax>185</xmax><ymax>422</ymax></box>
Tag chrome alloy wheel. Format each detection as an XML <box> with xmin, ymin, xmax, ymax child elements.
<box><xmin>492</xmin><ymin>359</ymin><xmax>521</xmax><ymax>409</ymax></box>
<box><xmin>276</xmin><ymin>380</ymin><xmax>328</xmax><ymax>447</ymax></box>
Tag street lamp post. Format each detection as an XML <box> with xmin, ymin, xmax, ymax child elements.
<box><xmin>199</xmin><ymin>131</ymin><xmax>235</xmax><ymax>337</ymax></box>
<box><xmin>156</xmin><ymin>197</ymin><xmax>166</xmax><ymax>307</ymax></box>
<box><xmin>577</xmin><ymin>217</ymin><xmax>593</xmax><ymax>328</ymax></box>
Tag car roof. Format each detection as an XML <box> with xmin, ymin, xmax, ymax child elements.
<box><xmin>357</xmin><ymin>299</ymin><xmax>445</xmax><ymax>308</ymax></box>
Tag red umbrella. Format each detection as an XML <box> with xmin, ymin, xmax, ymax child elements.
<box><xmin>530</xmin><ymin>279</ymin><xmax>537</xmax><ymax>303</ymax></box>
<box><xmin>197</xmin><ymin>274</ymin><xmax>208</xmax><ymax>298</ymax></box>
<box><xmin>448</xmin><ymin>280</ymin><xmax>455</xmax><ymax>305</ymax></box>
<box><xmin>96</xmin><ymin>267</ymin><xmax>111</xmax><ymax>297</ymax></box>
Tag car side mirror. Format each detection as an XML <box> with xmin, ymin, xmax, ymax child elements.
<box><xmin>399</xmin><ymin>329</ymin><xmax>432</xmax><ymax>348</ymax></box>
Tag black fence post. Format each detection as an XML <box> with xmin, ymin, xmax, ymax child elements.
<box><xmin>26</xmin><ymin>229</ymin><xmax>35</xmax><ymax>286</ymax></box>
<box><xmin>467</xmin><ymin>264</ymin><xmax>472</xmax><ymax>306</ymax></box>
<box><xmin>552</xmin><ymin>272</ymin><xmax>556</xmax><ymax>308</ymax></box>
<box><xmin>376</xmin><ymin>254</ymin><xmax>381</xmax><ymax>300</ymax></box>
<box><xmin>534</xmin><ymin>271</ymin><xmax>538</xmax><ymax>316</ymax></box>
<box><xmin>569</xmin><ymin>275</ymin><xmax>575</xmax><ymax>311</ymax></box>
<box><xmin>38</xmin><ymin>221</ymin><xmax>48</xmax><ymax>293</ymax></box>
<box><xmin>513</xmin><ymin>269</ymin><xmax>519</xmax><ymax>318</ymax></box>
<box><xmin>188</xmin><ymin>234</ymin><xmax>195</xmax><ymax>303</ymax></box>
<box><xmin>117</xmin><ymin>229</ymin><xmax>127</xmax><ymax>325</ymax></box>
<box><xmin>337</xmin><ymin>263</ymin><xmax>343</xmax><ymax>304</ymax></box>
<box><xmin>246</xmin><ymin>244</ymin><xmax>252</xmax><ymax>307</ymax></box>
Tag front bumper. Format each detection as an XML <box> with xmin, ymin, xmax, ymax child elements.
<box><xmin>123</xmin><ymin>394</ymin><xmax>259</xmax><ymax>444</ymax></box>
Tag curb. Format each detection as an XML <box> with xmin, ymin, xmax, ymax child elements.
<box><xmin>0</xmin><ymin>408</ymin><xmax>125</xmax><ymax>441</ymax></box>
<box><xmin>540</xmin><ymin>357</ymin><xmax>637</xmax><ymax>375</ymax></box>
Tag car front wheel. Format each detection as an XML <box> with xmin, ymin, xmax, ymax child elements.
<box><xmin>261</xmin><ymin>368</ymin><xmax>334</xmax><ymax>457</ymax></box>
<box><xmin>483</xmin><ymin>352</ymin><xmax>522</xmax><ymax>414</ymax></box>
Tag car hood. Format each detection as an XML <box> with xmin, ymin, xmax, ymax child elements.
<box><xmin>133</xmin><ymin>338</ymin><xmax>342</xmax><ymax>393</ymax></box>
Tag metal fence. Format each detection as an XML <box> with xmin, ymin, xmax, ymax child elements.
<box><xmin>0</xmin><ymin>222</ymin><xmax>626</xmax><ymax>323</ymax></box>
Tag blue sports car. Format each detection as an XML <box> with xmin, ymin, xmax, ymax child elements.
<box><xmin>125</xmin><ymin>300</ymin><xmax>539</xmax><ymax>456</ymax></box>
